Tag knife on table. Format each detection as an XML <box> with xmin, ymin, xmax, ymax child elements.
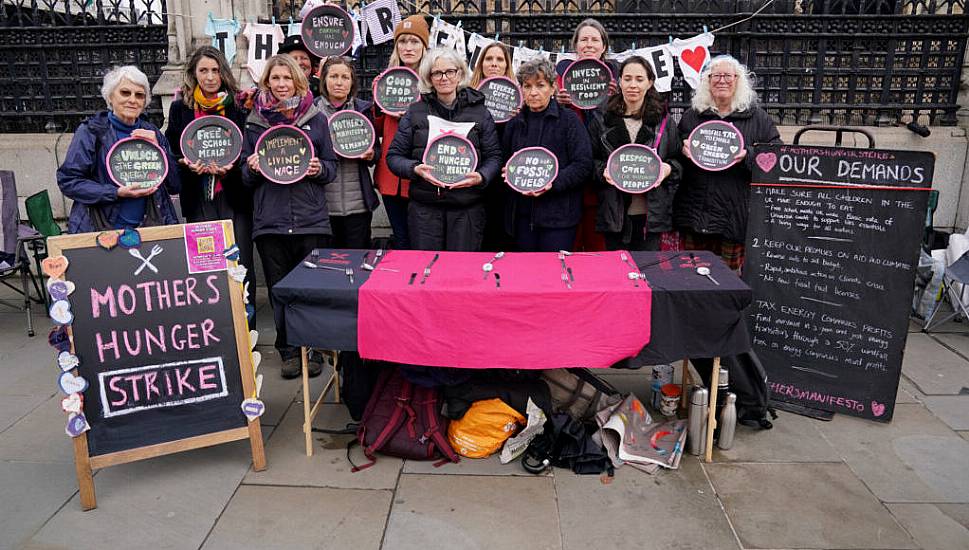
<box><xmin>420</xmin><ymin>253</ymin><xmax>440</xmax><ymax>285</ymax></box>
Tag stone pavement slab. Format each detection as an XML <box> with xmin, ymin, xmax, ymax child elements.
<box><xmin>935</xmin><ymin>332</ymin><xmax>969</xmax><ymax>361</ymax></box>
<box><xmin>888</xmin><ymin>504</ymin><xmax>969</xmax><ymax>550</ymax></box>
<box><xmin>202</xmin><ymin>485</ymin><xmax>392</xmax><ymax>550</ymax></box>
<box><xmin>403</xmin><ymin>451</ymin><xmax>550</xmax><ymax>476</ymax></box>
<box><xmin>706</xmin><ymin>462</ymin><xmax>916</xmax><ymax>549</ymax></box>
<box><xmin>0</xmin><ymin>461</ymin><xmax>79</xmax><ymax>549</ymax></box>
<box><xmin>26</xmin><ymin>439</ymin><xmax>256</xmax><ymax>550</ymax></box>
<box><xmin>716</xmin><ymin>410</ymin><xmax>841</xmax><ymax>462</ymax></box>
<box><xmin>0</xmin><ymin>394</ymin><xmax>76</xmax><ymax>464</ymax></box>
<box><xmin>902</xmin><ymin>333</ymin><xmax>969</xmax><ymax>395</ymax></box>
<box><xmin>243</xmin><ymin>403</ymin><xmax>402</xmax><ymax>490</ymax></box>
<box><xmin>922</xmin><ymin>395</ymin><xmax>969</xmax><ymax>430</ymax></box>
<box><xmin>556</xmin><ymin>457</ymin><xmax>738</xmax><ymax>550</ymax></box>
<box><xmin>817</xmin><ymin>404</ymin><xmax>969</xmax><ymax>503</ymax></box>
<box><xmin>935</xmin><ymin>504</ymin><xmax>969</xmax><ymax>530</ymax></box>
<box><xmin>0</xmin><ymin>393</ymin><xmax>47</xmax><ymax>433</ymax></box>
<box><xmin>897</xmin><ymin>375</ymin><xmax>925</xmax><ymax>404</ymax></box>
<box><xmin>383</xmin><ymin>474</ymin><xmax>561</xmax><ymax>550</ymax></box>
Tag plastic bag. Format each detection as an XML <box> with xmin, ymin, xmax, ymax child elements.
<box><xmin>447</xmin><ymin>398</ymin><xmax>525</xmax><ymax>459</ymax></box>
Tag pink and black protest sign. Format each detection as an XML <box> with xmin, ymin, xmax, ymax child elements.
<box><xmin>607</xmin><ymin>144</ymin><xmax>663</xmax><ymax>194</ymax></box>
<box><xmin>687</xmin><ymin>120</ymin><xmax>745</xmax><ymax>171</ymax></box>
<box><xmin>255</xmin><ymin>125</ymin><xmax>314</xmax><ymax>184</ymax></box>
<box><xmin>373</xmin><ymin>66</ymin><xmax>421</xmax><ymax>115</ymax></box>
<box><xmin>504</xmin><ymin>146</ymin><xmax>558</xmax><ymax>194</ymax></box>
<box><xmin>300</xmin><ymin>4</ymin><xmax>354</xmax><ymax>57</ymax></box>
<box><xmin>179</xmin><ymin>115</ymin><xmax>243</xmax><ymax>167</ymax></box>
<box><xmin>328</xmin><ymin>110</ymin><xmax>376</xmax><ymax>159</ymax></box>
<box><xmin>562</xmin><ymin>58</ymin><xmax>613</xmax><ymax>110</ymax></box>
<box><xmin>106</xmin><ymin>137</ymin><xmax>168</xmax><ymax>190</ymax></box>
<box><xmin>422</xmin><ymin>133</ymin><xmax>478</xmax><ymax>187</ymax></box>
<box><xmin>477</xmin><ymin>76</ymin><xmax>523</xmax><ymax>123</ymax></box>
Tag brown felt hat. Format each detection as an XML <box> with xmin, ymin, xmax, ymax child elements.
<box><xmin>394</xmin><ymin>15</ymin><xmax>429</xmax><ymax>47</ymax></box>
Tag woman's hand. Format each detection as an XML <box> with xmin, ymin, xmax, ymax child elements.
<box><xmin>385</xmin><ymin>110</ymin><xmax>403</xmax><ymax>119</ymax></box>
<box><xmin>131</xmin><ymin>128</ymin><xmax>157</xmax><ymax>144</ymax></box>
<box><xmin>117</xmin><ymin>184</ymin><xmax>159</xmax><ymax>198</ymax></box>
<box><xmin>659</xmin><ymin>162</ymin><xmax>672</xmax><ymax>183</ymax></box>
<box><xmin>556</xmin><ymin>88</ymin><xmax>573</xmax><ymax>107</ymax></box>
<box><xmin>360</xmin><ymin>148</ymin><xmax>375</xmax><ymax>161</ymax></box>
<box><xmin>208</xmin><ymin>162</ymin><xmax>233</xmax><ymax>176</ymax></box>
<box><xmin>607</xmin><ymin>80</ymin><xmax>618</xmax><ymax>97</ymax></box>
<box><xmin>247</xmin><ymin>153</ymin><xmax>261</xmax><ymax>173</ymax></box>
<box><xmin>414</xmin><ymin>163</ymin><xmax>441</xmax><ymax>185</ymax></box>
<box><xmin>179</xmin><ymin>158</ymin><xmax>207</xmax><ymax>174</ymax></box>
<box><xmin>450</xmin><ymin>172</ymin><xmax>483</xmax><ymax>189</ymax></box>
<box><xmin>523</xmin><ymin>185</ymin><xmax>550</xmax><ymax>197</ymax></box>
<box><xmin>307</xmin><ymin>157</ymin><xmax>322</xmax><ymax>177</ymax></box>
<box><xmin>681</xmin><ymin>139</ymin><xmax>692</xmax><ymax>160</ymax></box>
<box><xmin>734</xmin><ymin>148</ymin><xmax>747</xmax><ymax>162</ymax></box>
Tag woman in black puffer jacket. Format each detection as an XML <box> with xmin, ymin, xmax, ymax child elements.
<box><xmin>590</xmin><ymin>55</ymin><xmax>681</xmax><ymax>251</ymax></box>
<box><xmin>386</xmin><ymin>47</ymin><xmax>502</xmax><ymax>251</ymax></box>
<box><xmin>674</xmin><ymin>55</ymin><xmax>781</xmax><ymax>271</ymax></box>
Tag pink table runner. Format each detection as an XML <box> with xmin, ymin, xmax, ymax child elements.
<box><xmin>357</xmin><ymin>251</ymin><xmax>652</xmax><ymax>369</ymax></box>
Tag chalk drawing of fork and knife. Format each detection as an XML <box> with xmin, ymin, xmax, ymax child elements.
<box><xmin>129</xmin><ymin>245</ymin><xmax>163</xmax><ymax>275</ymax></box>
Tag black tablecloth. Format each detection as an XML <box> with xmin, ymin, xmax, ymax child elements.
<box><xmin>273</xmin><ymin>249</ymin><xmax>752</xmax><ymax>365</ymax></box>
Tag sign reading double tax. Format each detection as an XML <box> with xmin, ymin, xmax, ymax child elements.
<box><xmin>687</xmin><ymin>120</ymin><xmax>745</xmax><ymax>171</ymax></box>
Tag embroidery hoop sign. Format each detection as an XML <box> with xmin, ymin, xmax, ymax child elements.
<box><xmin>179</xmin><ymin>115</ymin><xmax>243</xmax><ymax>166</ymax></box>
<box><xmin>255</xmin><ymin>125</ymin><xmax>315</xmax><ymax>185</ymax></box>
<box><xmin>477</xmin><ymin>76</ymin><xmax>523</xmax><ymax>123</ymax></box>
<box><xmin>687</xmin><ymin>120</ymin><xmax>745</xmax><ymax>171</ymax></box>
<box><xmin>372</xmin><ymin>66</ymin><xmax>421</xmax><ymax>115</ymax></box>
<box><xmin>106</xmin><ymin>137</ymin><xmax>169</xmax><ymax>190</ymax></box>
<box><xmin>327</xmin><ymin>110</ymin><xmax>376</xmax><ymax>159</ymax></box>
<box><xmin>504</xmin><ymin>146</ymin><xmax>559</xmax><ymax>194</ymax></box>
<box><xmin>300</xmin><ymin>4</ymin><xmax>355</xmax><ymax>57</ymax></box>
<box><xmin>562</xmin><ymin>58</ymin><xmax>613</xmax><ymax>110</ymax></box>
<box><xmin>422</xmin><ymin>133</ymin><xmax>479</xmax><ymax>187</ymax></box>
<box><xmin>606</xmin><ymin>144</ymin><xmax>663</xmax><ymax>194</ymax></box>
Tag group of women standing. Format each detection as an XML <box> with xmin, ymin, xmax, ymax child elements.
<box><xmin>56</xmin><ymin>14</ymin><xmax>780</xmax><ymax>378</ymax></box>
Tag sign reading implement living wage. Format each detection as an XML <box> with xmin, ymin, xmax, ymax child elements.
<box><xmin>255</xmin><ymin>125</ymin><xmax>314</xmax><ymax>185</ymax></box>
<box><xmin>300</xmin><ymin>4</ymin><xmax>355</xmax><ymax>57</ymax></box>
<box><xmin>179</xmin><ymin>115</ymin><xmax>243</xmax><ymax>167</ymax></box>
<box><xmin>607</xmin><ymin>144</ymin><xmax>663</xmax><ymax>194</ymax></box>
<box><xmin>373</xmin><ymin>67</ymin><xmax>421</xmax><ymax>115</ymax></box>
<box><xmin>422</xmin><ymin>133</ymin><xmax>478</xmax><ymax>187</ymax></box>
<box><xmin>687</xmin><ymin>120</ymin><xmax>745</xmax><ymax>171</ymax></box>
<box><xmin>106</xmin><ymin>137</ymin><xmax>169</xmax><ymax>190</ymax></box>
<box><xmin>504</xmin><ymin>147</ymin><xmax>558</xmax><ymax>194</ymax></box>
<box><xmin>328</xmin><ymin>110</ymin><xmax>376</xmax><ymax>159</ymax></box>
<box><xmin>562</xmin><ymin>58</ymin><xmax>613</xmax><ymax>110</ymax></box>
<box><xmin>477</xmin><ymin>76</ymin><xmax>523</xmax><ymax>123</ymax></box>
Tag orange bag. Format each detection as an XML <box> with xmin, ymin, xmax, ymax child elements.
<box><xmin>447</xmin><ymin>398</ymin><xmax>526</xmax><ymax>459</ymax></box>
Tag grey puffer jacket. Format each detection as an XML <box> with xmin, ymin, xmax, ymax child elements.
<box><xmin>315</xmin><ymin>97</ymin><xmax>381</xmax><ymax>217</ymax></box>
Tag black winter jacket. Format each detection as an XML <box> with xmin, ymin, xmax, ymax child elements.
<box><xmin>386</xmin><ymin>88</ymin><xmax>503</xmax><ymax>208</ymax></box>
<box><xmin>164</xmin><ymin>99</ymin><xmax>252</xmax><ymax>221</ymax></box>
<box><xmin>241</xmin><ymin>104</ymin><xmax>338</xmax><ymax>238</ymax></box>
<box><xmin>501</xmin><ymin>99</ymin><xmax>594</xmax><ymax>230</ymax></box>
<box><xmin>590</xmin><ymin>107</ymin><xmax>682</xmax><ymax>236</ymax></box>
<box><xmin>673</xmin><ymin>106</ymin><xmax>781</xmax><ymax>242</ymax></box>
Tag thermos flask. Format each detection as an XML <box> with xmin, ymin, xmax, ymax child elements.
<box><xmin>718</xmin><ymin>393</ymin><xmax>738</xmax><ymax>450</ymax></box>
<box><xmin>688</xmin><ymin>386</ymin><xmax>709</xmax><ymax>456</ymax></box>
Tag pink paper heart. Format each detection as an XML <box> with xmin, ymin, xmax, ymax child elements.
<box><xmin>755</xmin><ymin>152</ymin><xmax>777</xmax><ymax>173</ymax></box>
<box><xmin>871</xmin><ymin>401</ymin><xmax>886</xmax><ymax>417</ymax></box>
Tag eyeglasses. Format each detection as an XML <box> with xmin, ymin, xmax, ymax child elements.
<box><xmin>118</xmin><ymin>89</ymin><xmax>147</xmax><ymax>100</ymax></box>
<box><xmin>430</xmin><ymin>68</ymin><xmax>459</xmax><ymax>81</ymax></box>
<box><xmin>709</xmin><ymin>73</ymin><xmax>736</xmax><ymax>83</ymax></box>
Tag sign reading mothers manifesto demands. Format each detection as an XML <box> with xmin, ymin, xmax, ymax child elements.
<box><xmin>328</xmin><ymin>110</ymin><xmax>375</xmax><ymax>159</ymax></box>
<box><xmin>504</xmin><ymin>147</ymin><xmax>558</xmax><ymax>194</ymax></box>
<box><xmin>300</xmin><ymin>4</ymin><xmax>354</xmax><ymax>57</ymax></box>
<box><xmin>256</xmin><ymin>125</ymin><xmax>314</xmax><ymax>184</ymax></box>
<box><xmin>606</xmin><ymin>144</ymin><xmax>663</xmax><ymax>193</ymax></box>
<box><xmin>107</xmin><ymin>138</ymin><xmax>168</xmax><ymax>190</ymax></box>
<box><xmin>373</xmin><ymin>67</ymin><xmax>421</xmax><ymax>114</ymax></box>
<box><xmin>745</xmin><ymin>144</ymin><xmax>934</xmax><ymax>422</ymax></box>
<box><xmin>688</xmin><ymin>120</ymin><xmax>745</xmax><ymax>171</ymax></box>
<box><xmin>423</xmin><ymin>133</ymin><xmax>478</xmax><ymax>186</ymax></box>
<box><xmin>477</xmin><ymin>77</ymin><xmax>523</xmax><ymax>123</ymax></box>
<box><xmin>179</xmin><ymin>116</ymin><xmax>243</xmax><ymax>166</ymax></box>
<box><xmin>562</xmin><ymin>58</ymin><xmax>612</xmax><ymax>110</ymax></box>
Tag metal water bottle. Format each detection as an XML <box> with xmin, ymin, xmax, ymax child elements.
<box><xmin>714</xmin><ymin>368</ymin><xmax>730</xmax><ymax>441</ymax></box>
<box><xmin>718</xmin><ymin>393</ymin><xmax>738</xmax><ymax>450</ymax></box>
<box><xmin>688</xmin><ymin>386</ymin><xmax>709</xmax><ymax>456</ymax></box>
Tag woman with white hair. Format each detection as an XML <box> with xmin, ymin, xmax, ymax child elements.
<box><xmin>386</xmin><ymin>47</ymin><xmax>502</xmax><ymax>251</ymax></box>
<box><xmin>57</xmin><ymin>65</ymin><xmax>180</xmax><ymax>233</ymax></box>
<box><xmin>674</xmin><ymin>55</ymin><xmax>781</xmax><ymax>271</ymax></box>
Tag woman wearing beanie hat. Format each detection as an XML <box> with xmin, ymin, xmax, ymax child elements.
<box><xmin>373</xmin><ymin>14</ymin><xmax>429</xmax><ymax>249</ymax></box>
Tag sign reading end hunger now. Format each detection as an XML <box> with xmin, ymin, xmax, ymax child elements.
<box><xmin>47</xmin><ymin>223</ymin><xmax>266</xmax><ymax>510</ymax></box>
<box><xmin>745</xmin><ymin>144</ymin><xmax>934</xmax><ymax>422</ymax></box>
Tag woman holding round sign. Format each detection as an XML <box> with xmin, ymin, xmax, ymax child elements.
<box><xmin>386</xmin><ymin>47</ymin><xmax>503</xmax><ymax>251</ymax></box>
<box><xmin>241</xmin><ymin>54</ymin><xmax>338</xmax><ymax>378</ymax></box>
<box><xmin>674</xmin><ymin>55</ymin><xmax>781</xmax><ymax>271</ymax></box>
<box><xmin>373</xmin><ymin>15</ymin><xmax>430</xmax><ymax>250</ymax></box>
<box><xmin>501</xmin><ymin>58</ymin><xmax>593</xmax><ymax>252</ymax></box>
<box><xmin>313</xmin><ymin>57</ymin><xmax>380</xmax><ymax>249</ymax></box>
<box><xmin>57</xmin><ymin>65</ymin><xmax>180</xmax><ymax>233</ymax></box>
<box><xmin>589</xmin><ymin>56</ymin><xmax>681</xmax><ymax>251</ymax></box>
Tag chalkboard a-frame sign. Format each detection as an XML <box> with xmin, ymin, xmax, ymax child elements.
<box><xmin>744</xmin><ymin>143</ymin><xmax>934</xmax><ymax>422</ymax></box>
<box><xmin>47</xmin><ymin>222</ymin><xmax>266</xmax><ymax>510</ymax></box>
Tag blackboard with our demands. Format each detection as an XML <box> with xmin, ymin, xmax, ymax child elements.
<box><xmin>48</xmin><ymin>222</ymin><xmax>266</xmax><ymax>510</ymax></box>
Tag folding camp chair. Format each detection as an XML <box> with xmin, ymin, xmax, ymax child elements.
<box><xmin>0</xmin><ymin>171</ymin><xmax>41</xmax><ymax>336</ymax></box>
<box><xmin>24</xmin><ymin>189</ymin><xmax>62</xmax><ymax>306</ymax></box>
<box><xmin>923</xmin><ymin>251</ymin><xmax>969</xmax><ymax>332</ymax></box>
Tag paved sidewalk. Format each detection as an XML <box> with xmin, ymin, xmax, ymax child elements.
<box><xmin>1</xmin><ymin>285</ymin><xmax>968</xmax><ymax>550</ymax></box>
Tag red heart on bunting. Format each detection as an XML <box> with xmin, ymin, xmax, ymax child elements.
<box><xmin>681</xmin><ymin>47</ymin><xmax>707</xmax><ymax>73</ymax></box>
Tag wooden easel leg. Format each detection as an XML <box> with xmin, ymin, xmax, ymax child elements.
<box><xmin>248</xmin><ymin>419</ymin><xmax>267</xmax><ymax>471</ymax></box>
<box><xmin>73</xmin><ymin>435</ymin><xmax>96</xmax><ymax>511</ymax></box>
<box><xmin>704</xmin><ymin>357</ymin><xmax>721</xmax><ymax>463</ymax></box>
<box><xmin>679</xmin><ymin>358</ymin><xmax>691</xmax><ymax>411</ymax></box>
<box><xmin>332</xmin><ymin>351</ymin><xmax>341</xmax><ymax>404</ymax></box>
<box><xmin>302</xmin><ymin>346</ymin><xmax>313</xmax><ymax>457</ymax></box>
